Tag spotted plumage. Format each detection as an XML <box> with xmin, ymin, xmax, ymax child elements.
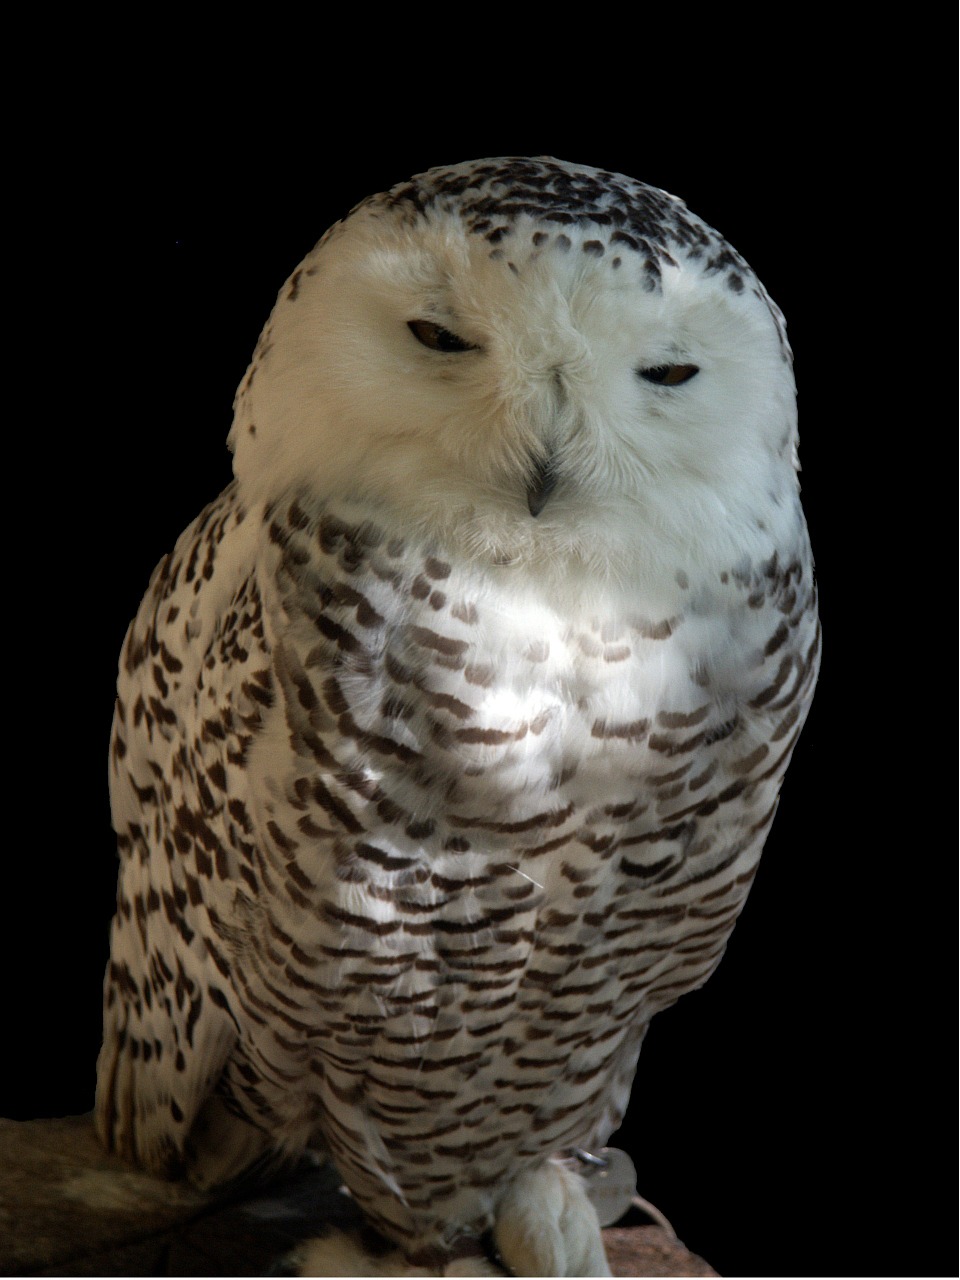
<box><xmin>96</xmin><ymin>157</ymin><xmax>819</xmax><ymax>1276</ymax></box>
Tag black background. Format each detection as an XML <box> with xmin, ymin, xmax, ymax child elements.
<box><xmin>5</xmin><ymin>82</ymin><xmax>951</xmax><ymax>1279</ymax></box>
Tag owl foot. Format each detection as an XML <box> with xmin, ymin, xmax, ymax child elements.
<box><xmin>285</xmin><ymin>1228</ymin><xmax>504</xmax><ymax>1276</ymax></box>
<box><xmin>492</xmin><ymin>1160</ymin><xmax>611</xmax><ymax>1277</ymax></box>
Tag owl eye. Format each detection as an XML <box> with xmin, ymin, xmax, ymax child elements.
<box><xmin>638</xmin><ymin>364</ymin><xmax>700</xmax><ymax>386</ymax></box>
<box><xmin>408</xmin><ymin>319</ymin><xmax>478</xmax><ymax>353</ymax></box>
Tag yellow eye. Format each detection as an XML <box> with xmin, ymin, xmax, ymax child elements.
<box><xmin>639</xmin><ymin>364</ymin><xmax>700</xmax><ymax>386</ymax></box>
<box><xmin>407</xmin><ymin>319</ymin><xmax>478</xmax><ymax>353</ymax></box>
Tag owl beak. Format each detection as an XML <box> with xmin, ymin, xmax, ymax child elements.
<box><xmin>526</xmin><ymin>454</ymin><xmax>558</xmax><ymax>518</ymax></box>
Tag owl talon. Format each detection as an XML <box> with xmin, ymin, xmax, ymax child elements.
<box><xmin>287</xmin><ymin>1228</ymin><xmax>504</xmax><ymax>1276</ymax></box>
<box><xmin>493</xmin><ymin>1161</ymin><xmax>611</xmax><ymax>1277</ymax></box>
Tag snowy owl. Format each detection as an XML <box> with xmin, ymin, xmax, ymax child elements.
<box><xmin>96</xmin><ymin>157</ymin><xmax>820</xmax><ymax>1276</ymax></box>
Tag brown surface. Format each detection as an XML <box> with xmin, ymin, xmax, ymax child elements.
<box><xmin>0</xmin><ymin>1115</ymin><xmax>717</xmax><ymax>1276</ymax></box>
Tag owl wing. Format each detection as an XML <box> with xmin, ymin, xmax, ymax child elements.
<box><xmin>95</xmin><ymin>483</ymin><xmax>268</xmax><ymax>1182</ymax></box>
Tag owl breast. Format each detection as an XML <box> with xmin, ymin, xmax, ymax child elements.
<box><xmin>256</xmin><ymin>492</ymin><xmax>764</xmax><ymax>878</ymax></box>
<box><xmin>209</xmin><ymin>488</ymin><xmax>817</xmax><ymax>1243</ymax></box>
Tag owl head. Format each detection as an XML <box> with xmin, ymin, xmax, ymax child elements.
<box><xmin>229</xmin><ymin>158</ymin><xmax>798</xmax><ymax>584</ymax></box>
